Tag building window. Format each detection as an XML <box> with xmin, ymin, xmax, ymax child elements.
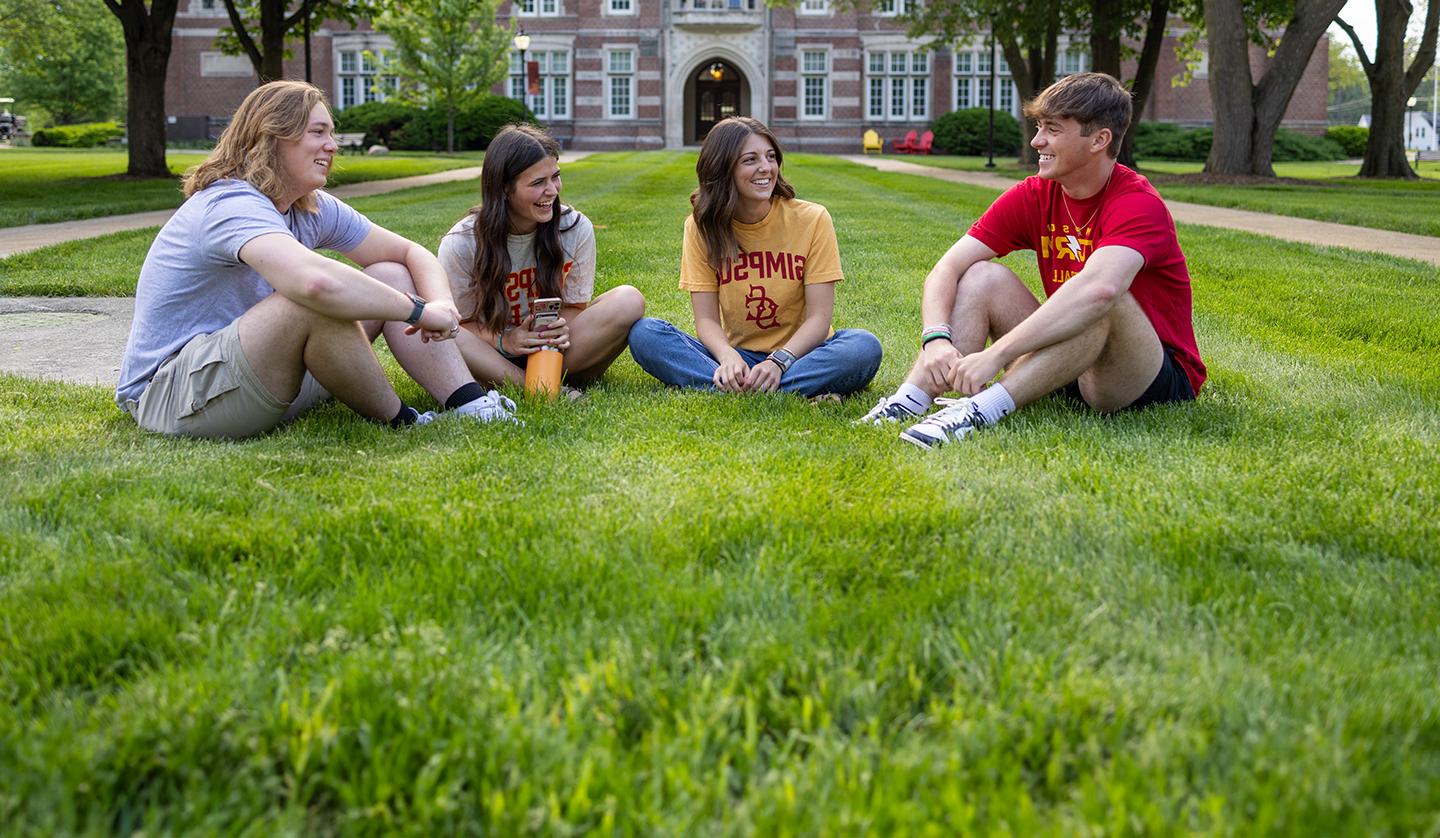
<box><xmin>510</xmin><ymin>50</ymin><xmax>570</xmax><ymax>119</ymax></box>
<box><xmin>607</xmin><ymin>49</ymin><xmax>634</xmax><ymax>119</ymax></box>
<box><xmin>866</xmin><ymin>49</ymin><xmax>929</xmax><ymax>121</ymax></box>
<box><xmin>873</xmin><ymin>0</ymin><xmax>907</xmax><ymax>17</ymax></box>
<box><xmin>799</xmin><ymin>0</ymin><xmax>830</xmax><ymax>13</ymax></box>
<box><xmin>514</xmin><ymin>0</ymin><xmax>559</xmax><ymax>17</ymax></box>
<box><xmin>336</xmin><ymin>49</ymin><xmax>398</xmax><ymax>109</ymax></box>
<box><xmin>1061</xmin><ymin>48</ymin><xmax>1088</xmax><ymax>76</ymax></box>
<box><xmin>953</xmin><ymin>48</ymin><xmax>1019</xmax><ymax>117</ymax></box>
<box><xmin>607</xmin><ymin>0</ymin><xmax>633</xmax><ymax>13</ymax></box>
<box><xmin>801</xmin><ymin>50</ymin><xmax>828</xmax><ymax>119</ymax></box>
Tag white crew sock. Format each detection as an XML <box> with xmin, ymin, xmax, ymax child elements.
<box><xmin>895</xmin><ymin>381</ymin><xmax>932</xmax><ymax>414</ymax></box>
<box><xmin>970</xmin><ymin>382</ymin><xmax>1016</xmax><ymax>426</ymax></box>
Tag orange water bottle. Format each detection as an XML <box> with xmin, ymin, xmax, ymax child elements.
<box><xmin>524</xmin><ymin>297</ymin><xmax>565</xmax><ymax>399</ymax></box>
<box><xmin>525</xmin><ymin>346</ymin><xmax>564</xmax><ymax>398</ymax></box>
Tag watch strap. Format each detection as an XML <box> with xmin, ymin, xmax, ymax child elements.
<box><xmin>404</xmin><ymin>293</ymin><xmax>427</xmax><ymax>326</ymax></box>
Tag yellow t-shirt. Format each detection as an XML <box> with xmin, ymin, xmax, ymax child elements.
<box><xmin>678</xmin><ymin>198</ymin><xmax>843</xmax><ymax>352</ymax></box>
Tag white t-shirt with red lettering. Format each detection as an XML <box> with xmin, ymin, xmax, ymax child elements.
<box><xmin>438</xmin><ymin>208</ymin><xmax>595</xmax><ymax>327</ymax></box>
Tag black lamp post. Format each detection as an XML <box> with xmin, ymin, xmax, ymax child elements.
<box><xmin>986</xmin><ymin>19</ymin><xmax>996</xmax><ymax>169</ymax></box>
<box><xmin>513</xmin><ymin>27</ymin><xmax>531</xmax><ymax>103</ymax></box>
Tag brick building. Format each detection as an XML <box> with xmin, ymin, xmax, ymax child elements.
<box><xmin>164</xmin><ymin>0</ymin><xmax>1330</xmax><ymax>149</ymax></box>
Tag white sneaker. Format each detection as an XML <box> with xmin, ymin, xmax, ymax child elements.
<box><xmin>855</xmin><ymin>394</ymin><xmax>923</xmax><ymax>426</ymax></box>
<box><xmin>414</xmin><ymin>410</ymin><xmax>438</xmax><ymax>425</ymax></box>
<box><xmin>899</xmin><ymin>397</ymin><xmax>986</xmax><ymax>449</ymax></box>
<box><xmin>454</xmin><ymin>389</ymin><xmax>519</xmax><ymax>424</ymax></box>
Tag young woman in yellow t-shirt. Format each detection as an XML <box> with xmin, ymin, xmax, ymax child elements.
<box><xmin>628</xmin><ymin>116</ymin><xmax>881</xmax><ymax>396</ymax></box>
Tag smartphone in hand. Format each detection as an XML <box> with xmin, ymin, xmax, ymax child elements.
<box><xmin>530</xmin><ymin>296</ymin><xmax>563</xmax><ymax>326</ymax></box>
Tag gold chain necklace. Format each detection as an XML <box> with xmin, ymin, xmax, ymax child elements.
<box><xmin>1060</xmin><ymin>168</ymin><xmax>1114</xmax><ymax>235</ymax></box>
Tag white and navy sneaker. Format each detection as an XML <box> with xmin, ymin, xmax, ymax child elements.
<box><xmin>899</xmin><ymin>397</ymin><xmax>987</xmax><ymax>449</ymax></box>
<box><xmin>454</xmin><ymin>389</ymin><xmax>519</xmax><ymax>424</ymax></box>
<box><xmin>856</xmin><ymin>394</ymin><xmax>924</xmax><ymax>426</ymax></box>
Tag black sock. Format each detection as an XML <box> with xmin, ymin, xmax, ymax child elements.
<box><xmin>445</xmin><ymin>382</ymin><xmax>485</xmax><ymax>410</ymax></box>
<box><xmin>389</xmin><ymin>403</ymin><xmax>420</xmax><ymax>427</ymax></box>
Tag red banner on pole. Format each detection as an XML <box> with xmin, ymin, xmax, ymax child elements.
<box><xmin>526</xmin><ymin>61</ymin><xmax>541</xmax><ymax>95</ymax></box>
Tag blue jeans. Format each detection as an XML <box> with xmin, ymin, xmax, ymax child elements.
<box><xmin>627</xmin><ymin>317</ymin><xmax>882</xmax><ymax>397</ymax></box>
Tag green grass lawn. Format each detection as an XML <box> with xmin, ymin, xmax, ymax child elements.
<box><xmin>905</xmin><ymin>154</ymin><xmax>1440</xmax><ymax>237</ymax></box>
<box><xmin>2</xmin><ymin>152</ymin><xmax>1438</xmax><ymax>832</ymax></box>
<box><xmin>0</xmin><ymin>147</ymin><xmax>482</xmax><ymax>229</ymax></box>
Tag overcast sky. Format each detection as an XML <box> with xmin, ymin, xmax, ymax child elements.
<box><xmin>1331</xmin><ymin>0</ymin><xmax>1378</xmax><ymax>57</ymax></box>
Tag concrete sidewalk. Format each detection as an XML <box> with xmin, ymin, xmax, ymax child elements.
<box><xmin>2</xmin><ymin>151</ymin><xmax>1435</xmax><ymax>387</ymax></box>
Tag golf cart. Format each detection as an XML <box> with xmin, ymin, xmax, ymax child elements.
<box><xmin>0</xmin><ymin>98</ymin><xmax>26</xmax><ymax>142</ymax></box>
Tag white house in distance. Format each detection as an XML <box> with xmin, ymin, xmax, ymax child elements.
<box><xmin>1358</xmin><ymin>111</ymin><xmax>1437</xmax><ymax>151</ymax></box>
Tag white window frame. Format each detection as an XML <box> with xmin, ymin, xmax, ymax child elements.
<box><xmin>952</xmin><ymin>46</ymin><xmax>1019</xmax><ymax>117</ymax></box>
<box><xmin>798</xmin><ymin>0</ymin><xmax>831</xmax><ymax>14</ymax></box>
<box><xmin>606</xmin><ymin>48</ymin><xmax>635</xmax><ymax>119</ymax></box>
<box><xmin>514</xmin><ymin>0</ymin><xmax>560</xmax><ymax>17</ymax></box>
<box><xmin>606</xmin><ymin>0</ymin><xmax>636</xmax><ymax>15</ymax></box>
<box><xmin>335</xmin><ymin>48</ymin><xmax>399</xmax><ymax>109</ymax></box>
<box><xmin>865</xmin><ymin>49</ymin><xmax>929</xmax><ymax>122</ymax></box>
<box><xmin>510</xmin><ymin>50</ymin><xmax>571</xmax><ymax>120</ymax></box>
<box><xmin>873</xmin><ymin>0</ymin><xmax>907</xmax><ymax>17</ymax></box>
<box><xmin>800</xmin><ymin>49</ymin><xmax>829</xmax><ymax>120</ymax></box>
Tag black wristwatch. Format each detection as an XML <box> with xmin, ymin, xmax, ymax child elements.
<box><xmin>404</xmin><ymin>293</ymin><xmax>427</xmax><ymax>325</ymax></box>
<box><xmin>766</xmin><ymin>347</ymin><xmax>797</xmax><ymax>374</ymax></box>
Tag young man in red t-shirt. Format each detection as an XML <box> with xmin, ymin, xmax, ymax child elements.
<box><xmin>859</xmin><ymin>72</ymin><xmax>1205</xmax><ymax>448</ymax></box>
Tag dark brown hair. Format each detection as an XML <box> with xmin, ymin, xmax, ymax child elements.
<box><xmin>1024</xmin><ymin>72</ymin><xmax>1133</xmax><ymax>158</ymax></box>
<box><xmin>690</xmin><ymin>116</ymin><xmax>795</xmax><ymax>273</ymax></box>
<box><xmin>456</xmin><ymin>123</ymin><xmax>576</xmax><ymax>331</ymax></box>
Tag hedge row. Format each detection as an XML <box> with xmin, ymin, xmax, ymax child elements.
<box><xmin>334</xmin><ymin>96</ymin><xmax>534</xmax><ymax>151</ymax></box>
<box><xmin>1133</xmin><ymin>122</ymin><xmax>1348</xmax><ymax>162</ymax></box>
<box><xmin>31</xmin><ymin>121</ymin><xmax>124</xmax><ymax>148</ymax></box>
<box><xmin>1325</xmin><ymin>125</ymin><xmax>1368</xmax><ymax>158</ymax></box>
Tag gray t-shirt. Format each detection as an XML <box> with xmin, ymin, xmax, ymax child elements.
<box><xmin>437</xmin><ymin>208</ymin><xmax>595</xmax><ymax>327</ymax></box>
<box><xmin>116</xmin><ymin>180</ymin><xmax>371</xmax><ymax>407</ymax></box>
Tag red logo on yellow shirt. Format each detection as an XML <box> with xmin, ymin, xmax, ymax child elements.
<box><xmin>744</xmin><ymin>285</ymin><xmax>780</xmax><ymax>330</ymax></box>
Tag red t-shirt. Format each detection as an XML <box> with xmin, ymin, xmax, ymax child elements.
<box><xmin>967</xmin><ymin>165</ymin><xmax>1206</xmax><ymax>395</ymax></box>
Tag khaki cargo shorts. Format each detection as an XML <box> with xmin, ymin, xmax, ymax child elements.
<box><xmin>126</xmin><ymin>321</ymin><xmax>328</xmax><ymax>439</ymax></box>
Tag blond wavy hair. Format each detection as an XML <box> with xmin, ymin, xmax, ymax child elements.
<box><xmin>183</xmin><ymin>80</ymin><xmax>328</xmax><ymax>213</ymax></box>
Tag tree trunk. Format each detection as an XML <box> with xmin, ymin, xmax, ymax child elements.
<box><xmin>259</xmin><ymin>0</ymin><xmax>286</xmax><ymax>83</ymax></box>
<box><xmin>104</xmin><ymin>0</ymin><xmax>178</xmax><ymax>178</ymax></box>
<box><xmin>1344</xmin><ymin>0</ymin><xmax>1439</xmax><ymax>178</ymax></box>
<box><xmin>1119</xmin><ymin>0</ymin><xmax>1170</xmax><ymax>168</ymax></box>
<box><xmin>1089</xmin><ymin>0</ymin><xmax>1124</xmax><ymax>79</ymax></box>
<box><xmin>447</xmin><ymin>104</ymin><xmax>456</xmax><ymax>153</ymax></box>
<box><xmin>1204</xmin><ymin>0</ymin><xmax>1346</xmax><ymax>176</ymax></box>
<box><xmin>1002</xmin><ymin>23</ymin><xmax>1057</xmax><ymax>166</ymax></box>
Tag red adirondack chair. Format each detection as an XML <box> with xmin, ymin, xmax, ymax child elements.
<box><xmin>893</xmin><ymin>129</ymin><xmax>918</xmax><ymax>153</ymax></box>
<box><xmin>912</xmin><ymin>129</ymin><xmax>934</xmax><ymax>155</ymax></box>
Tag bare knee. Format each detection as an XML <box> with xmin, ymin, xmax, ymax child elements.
<box><xmin>955</xmin><ymin>260</ymin><xmax>1021</xmax><ymax>303</ymax></box>
<box><xmin>594</xmin><ymin>284</ymin><xmax>646</xmax><ymax>327</ymax></box>
<box><xmin>363</xmin><ymin>261</ymin><xmax>416</xmax><ymax>292</ymax></box>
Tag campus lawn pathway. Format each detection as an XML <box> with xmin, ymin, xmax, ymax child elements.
<box><xmin>1</xmin><ymin>150</ymin><xmax>1434</xmax><ymax>385</ymax></box>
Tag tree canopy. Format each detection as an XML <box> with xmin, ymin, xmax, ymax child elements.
<box><xmin>0</xmin><ymin>0</ymin><xmax>125</xmax><ymax>126</ymax></box>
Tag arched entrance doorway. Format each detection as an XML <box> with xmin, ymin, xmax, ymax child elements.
<box><xmin>688</xmin><ymin>60</ymin><xmax>747</xmax><ymax>145</ymax></box>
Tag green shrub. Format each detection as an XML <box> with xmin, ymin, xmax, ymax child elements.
<box><xmin>30</xmin><ymin>121</ymin><xmax>123</xmax><ymax>148</ymax></box>
<box><xmin>1324</xmin><ymin>125</ymin><xmax>1368</xmax><ymax>158</ymax></box>
<box><xmin>1272</xmin><ymin>128</ymin><xmax>1347</xmax><ymax>161</ymax></box>
<box><xmin>1134</xmin><ymin>122</ymin><xmax>1211</xmax><ymax>160</ymax></box>
<box><xmin>1135</xmin><ymin>122</ymin><xmax>1348</xmax><ymax>163</ymax></box>
<box><xmin>334</xmin><ymin>101</ymin><xmax>418</xmax><ymax>148</ymax></box>
<box><xmin>393</xmin><ymin>95</ymin><xmax>534</xmax><ymax>151</ymax></box>
<box><xmin>931</xmin><ymin>107</ymin><xmax>1022</xmax><ymax>156</ymax></box>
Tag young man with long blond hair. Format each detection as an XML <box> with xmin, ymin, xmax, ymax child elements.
<box><xmin>117</xmin><ymin>80</ymin><xmax>515</xmax><ymax>438</ymax></box>
<box><xmin>859</xmin><ymin>72</ymin><xmax>1205</xmax><ymax>447</ymax></box>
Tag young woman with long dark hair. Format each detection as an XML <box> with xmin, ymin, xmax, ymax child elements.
<box><xmin>628</xmin><ymin>116</ymin><xmax>881</xmax><ymax>396</ymax></box>
<box><xmin>439</xmin><ymin>124</ymin><xmax>644</xmax><ymax>389</ymax></box>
